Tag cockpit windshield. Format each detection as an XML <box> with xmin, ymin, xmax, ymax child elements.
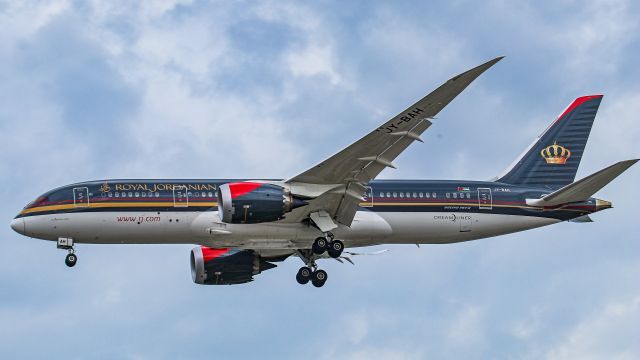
<box><xmin>24</xmin><ymin>195</ymin><xmax>49</xmax><ymax>209</ymax></box>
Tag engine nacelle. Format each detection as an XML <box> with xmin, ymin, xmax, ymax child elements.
<box><xmin>190</xmin><ymin>246</ymin><xmax>277</xmax><ymax>285</ymax></box>
<box><xmin>217</xmin><ymin>182</ymin><xmax>306</xmax><ymax>224</ymax></box>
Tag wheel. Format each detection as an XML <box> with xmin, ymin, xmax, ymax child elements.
<box><xmin>311</xmin><ymin>269</ymin><xmax>327</xmax><ymax>287</ymax></box>
<box><xmin>65</xmin><ymin>253</ymin><xmax>77</xmax><ymax>267</ymax></box>
<box><xmin>327</xmin><ymin>240</ymin><xmax>344</xmax><ymax>258</ymax></box>
<box><xmin>312</xmin><ymin>237</ymin><xmax>328</xmax><ymax>254</ymax></box>
<box><xmin>296</xmin><ymin>266</ymin><xmax>312</xmax><ymax>285</ymax></box>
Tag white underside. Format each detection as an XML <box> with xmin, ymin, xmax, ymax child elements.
<box><xmin>22</xmin><ymin>210</ymin><xmax>559</xmax><ymax>250</ymax></box>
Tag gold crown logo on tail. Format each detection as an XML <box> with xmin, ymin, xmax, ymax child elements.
<box><xmin>540</xmin><ymin>141</ymin><xmax>571</xmax><ymax>164</ymax></box>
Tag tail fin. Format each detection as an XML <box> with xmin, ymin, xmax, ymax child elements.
<box><xmin>496</xmin><ymin>95</ymin><xmax>603</xmax><ymax>189</ymax></box>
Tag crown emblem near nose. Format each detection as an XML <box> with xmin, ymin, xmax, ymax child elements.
<box><xmin>100</xmin><ymin>182</ymin><xmax>111</xmax><ymax>193</ymax></box>
<box><xmin>540</xmin><ymin>141</ymin><xmax>571</xmax><ymax>165</ymax></box>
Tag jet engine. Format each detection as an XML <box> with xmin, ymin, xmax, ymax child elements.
<box><xmin>190</xmin><ymin>246</ymin><xmax>277</xmax><ymax>285</ymax></box>
<box><xmin>217</xmin><ymin>182</ymin><xmax>306</xmax><ymax>224</ymax></box>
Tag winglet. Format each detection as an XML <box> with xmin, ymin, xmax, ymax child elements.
<box><xmin>447</xmin><ymin>56</ymin><xmax>504</xmax><ymax>84</ymax></box>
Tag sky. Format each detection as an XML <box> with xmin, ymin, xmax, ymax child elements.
<box><xmin>1</xmin><ymin>0</ymin><xmax>639</xmax><ymax>359</ymax></box>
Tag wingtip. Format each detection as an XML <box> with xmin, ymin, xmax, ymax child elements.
<box><xmin>487</xmin><ymin>56</ymin><xmax>505</xmax><ymax>64</ymax></box>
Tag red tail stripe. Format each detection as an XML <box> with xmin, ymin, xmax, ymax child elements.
<box><xmin>556</xmin><ymin>95</ymin><xmax>603</xmax><ymax>122</ymax></box>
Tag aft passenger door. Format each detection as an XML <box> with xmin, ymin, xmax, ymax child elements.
<box><xmin>478</xmin><ymin>188</ymin><xmax>492</xmax><ymax>210</ymax></box>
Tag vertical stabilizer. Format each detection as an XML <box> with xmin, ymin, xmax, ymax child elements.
<box><xmin>496</xmin><ymin>95</ymin><xmax>602</xmax><ymax>189</ymax></box>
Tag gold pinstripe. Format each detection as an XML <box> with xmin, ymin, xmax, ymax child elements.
<box><xmin>20</xmin><ymin>201</ymin><xmax>587</xmax><ymax>215</ymax></box>
<box><xmin>20</xmin><ymin>202</ymin><xmax>218</xmax><ymax>215</ymax></box>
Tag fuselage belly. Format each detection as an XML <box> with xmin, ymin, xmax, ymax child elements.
<box><xmin>21</xmin><ymin>210</ymin><xmax>558</xmax><ymax>248</ymax></box>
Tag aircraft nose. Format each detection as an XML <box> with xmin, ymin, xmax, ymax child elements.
<box><xmin>10</xmin><ymin>217</ymin><xmax>25</xmax><ymax>235</ymax></box>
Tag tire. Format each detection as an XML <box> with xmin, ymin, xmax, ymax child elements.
<box><xmin>311</xmin><ymin>269</ymin><xmax>327</xmax><ymax>287</ymax></box>
<box><xmin>312</xmin><ymin>237</ymin><xmax>328</xmax><ymax>254</ymax></box>
<box><xmin>65</xmin><ymin>253</ymin><xmax>77</xmax><ymax>267</ymax></box>
<box><xmin>296</xmin><ymin>267</ymin><xmax>312</xmax><ymax>284</ymax></box>
<box><xmin>327</xmin><ymin>240</ymin><xmax>344</xmax><ymax>258</ymax></box>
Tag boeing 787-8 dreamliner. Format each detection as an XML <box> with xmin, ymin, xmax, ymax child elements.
<box><xmin>10</xmin><ymin>57</ymin><xmax>637</xmax><ymax>287</ymax></box>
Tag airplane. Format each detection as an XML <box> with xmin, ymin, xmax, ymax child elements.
<box><xmin>10</xmin><ymin>56</ymin><xmax>638</xmax><ymax>288</ymax></box>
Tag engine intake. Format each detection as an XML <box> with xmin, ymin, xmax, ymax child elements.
<box><xmin>190</xmin><ymin>246</ymin><xmax>277</xmax><ymax>285</ymax></box>
<box><xmin>217</xmin><ymin>182</ymin><xmax>306</xmax><ymax>224</ymax></box>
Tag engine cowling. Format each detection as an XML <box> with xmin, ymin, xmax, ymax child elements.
<box><xmin>190</xmin><ymin>246</ymin><xmax>277</xmax><ymax>285</ymax></box>
<box><xmin>217</xmin><ymin>182</ymin><xmax>306</xmax><ymax>224</ymax></box>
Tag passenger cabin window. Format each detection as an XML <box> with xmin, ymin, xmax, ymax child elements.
<box><xmin>393</xmin><ymin>192</ymin><xmax>397</xmax><ymax>197</ymax></box>
<box><xmin>380</xmin><ymin>192</ymin><xmax>385</xmax><ymax>198</ymax></box>
<box><xmin>387</xmin><ymin>192</ymin><xmax>391</xmax><ymax>198</ymax></box>
<box><xmin>208</xmin><ymin>192</ymin><xmax>213</xmax><ymax>197</ymax></box>
<box><xmin>446</xmin><ymin>193</ymin><xmax>450</xmax><ymax>198</ymax></box>
<box><xmin>399</xmin><ymin>192</ymin><xmax>404</xmax><ymax>198</ymax></box>
<box><xmin>432</xmin><ymin>192</ymin><xmax>436</xmax><ymax>198</ymax></box>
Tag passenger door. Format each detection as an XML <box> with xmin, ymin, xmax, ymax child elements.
<box><xmin>478</xmin><ymin>188</ymin><xmax>492</xmax><ymax>210</ymax></box>
<box><xmin>173</xmin><ymin>185</ymin><xmax>188</xmax><ymax>207</ymax></box>
<box><xmin>73</xmin><ymin>187</ymin><xmax>89</xmax><ymax>207</ymax></box>
<box><xmin>362</xmin><ymin>186</ymin><xmax>374</xmax><ymax>207</ymax></box>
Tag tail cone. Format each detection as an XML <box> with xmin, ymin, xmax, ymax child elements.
<box><xmin>595</xmin><ymin>199</ymin><xmax>612</xmax><ymax>211</ymax></box>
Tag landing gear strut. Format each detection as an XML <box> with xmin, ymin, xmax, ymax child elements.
<box><xmin>58</xmin><ymin>237</ymin><xmax>77</xmax><ymax>267</ymax></box>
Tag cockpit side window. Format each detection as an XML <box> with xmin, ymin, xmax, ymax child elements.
<box><xmin>24</xmin><ymin>195</ymin><xmax>48</xmax><ymax>209</ymax></box>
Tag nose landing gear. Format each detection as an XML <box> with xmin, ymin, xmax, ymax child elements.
<box><xmin>65</xmin><ymin>251</ymin><xmax>77</xmax><ymax>267</ymax></box>
<box><xmin>58</xmin><ymin>237</ymin><xmax>77</xmax><ymax>268</ymax></box>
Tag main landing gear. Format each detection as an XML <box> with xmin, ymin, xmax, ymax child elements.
<box><xmin>58</xmin><ymin>237</ymin><xmax>77</xmax><ymax>267</ymax></box>
<box><xmin>296</xmin><ymin>232</ymin><xmax>344</xmax><ymax>288</ymax></box>
<box><xmin>312</xmin><ymin>233</ymin><xmax>344</xmax><ymax>258</ymax></box>
<box><xmin>296</xmin><ymin>266</ymin><xmax>327</xmax><ymax>288</ymax></box>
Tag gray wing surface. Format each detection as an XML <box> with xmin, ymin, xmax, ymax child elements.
<box><xmin>285</xmin><ymin>57</ymin><xmax>503</xmax><ymax>226</ymax></box>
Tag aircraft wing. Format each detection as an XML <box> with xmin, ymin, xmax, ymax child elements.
<box><xmin>285</xmin><ymin>57</ymin><xmax>503</xmax><ymax>227</ymax></box>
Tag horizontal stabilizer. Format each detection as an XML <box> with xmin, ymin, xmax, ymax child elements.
<box><xmin>527</xmin><ymin>159</ymin><xmax>638</xmax><ymax>207</ymax></box>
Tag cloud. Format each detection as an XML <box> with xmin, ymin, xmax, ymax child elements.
<box><xmin>545</xmin><ymin>295</ymin><xmax>640</xmax><ymax>360</ymax></box>
<box><xmin>1</xmin><ymin>1</ymin><xmax>640</xmax><ymax>359</ymax></box>
<box><xmin>285</xmin><ymin>44</ymin><xmax>342</xmax><ymax>85</ymax></box>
